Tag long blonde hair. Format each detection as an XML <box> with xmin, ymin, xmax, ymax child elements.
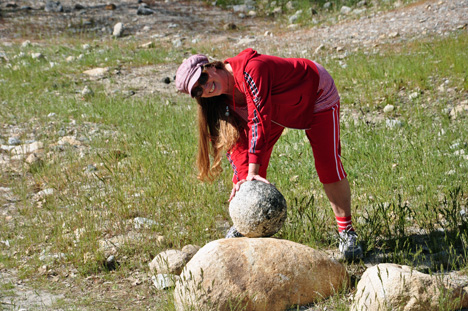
<box><xmin>196</xmin><ymin>62</ymin><xmax>245</xmax><ymax>181</ymax></box>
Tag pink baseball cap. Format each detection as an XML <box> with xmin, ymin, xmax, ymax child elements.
<box><xmin>176</xmin><ymin>54</ymin><xmax>209</xmax><ymax>97</ymax></box>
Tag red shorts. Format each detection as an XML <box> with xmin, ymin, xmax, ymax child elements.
<box><xmin>228</xmin><ymin>103</ymin><xmax>347</xmax><ymax>184</ymax></box>
<box><xmin>305</xmin><ymin>103</ymin><xmax>347</xmax><ymax>184</ymax></box>
<box><xmin>258</xmin><ymin>103</ymin><xmax>346</xmax><ymax>184</ymax></box>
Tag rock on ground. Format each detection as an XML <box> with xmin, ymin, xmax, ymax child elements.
<box><xmin>181</xmin><ymin>244</ymin><xmax>201</xmax><ymax>258</ymax></box>
<box><xmin>351</xmin><ymin>263</ymin><xmax>468</xmax><ymax>311</ymax></box>
<box><xmin>229</xmin><ymin>181</ymin><xmax>287</xmax><ymax>237</ymax></box>
<box><xmin>149</xmin><ymin>249</ymin><xmax>189</xmax><ymax>276</ymax></box>
<box><xmin>174</xmin><ymin>238</ymin><xmax>348</xmax><ymax>311</ymax></box>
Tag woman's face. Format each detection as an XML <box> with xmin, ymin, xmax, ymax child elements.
<box><xmin>192</xmin><ymin>66</ymin><xmax>229</xmax><ymax>98</ymax></box>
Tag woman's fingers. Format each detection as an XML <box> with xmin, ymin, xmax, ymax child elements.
<box><xmin>246</xmin><ymin>174</ymin><xmax>270</xmax><ymax>184</ymax></box>
<box><xmin>228</xmin><ymin>179</ymin><xmax>246</xmax><ymax>202</ymax></box>
<box><xmin>228</xmin><ymin>187</ymin><xmax>236</xmax><ymax>202</ymax></box>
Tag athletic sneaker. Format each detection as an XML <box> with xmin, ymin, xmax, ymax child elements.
<box><xmin>225</xmin><ymin>226</ymin><xmax>244</xmax><ymax>238</ymax></box>
<box><xmin>339</xmin><ymin>230</ymin><xmax>363</xmax><ymax>260</ymax></box>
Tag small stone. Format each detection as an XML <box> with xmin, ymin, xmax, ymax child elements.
<box><xmin>8</xmin><ymin>137</ymin><xmax>21</xmax><ymax>145</ymax></box>
<box><xmin>137</xmin><ymin>4</ymin><xmax>154</xmax><ymax>15</ymax></box>
<box><xmin>323</xmin><ymin>2</ymin><xmax>332</xmax><ymax>9</ymax></box>
<box><xmin>272</xmin><ymin>7</ymin><xmax>282</xmax><ymax>14</ymax></box>
<box><xmin>85</xmin><ymin>164</ymin><xmax>97</xmax><ymax>172</ymax></box>
<box><xmin>81</xmin><ymin>86</ymin><xmax>94</xmax><ymax>96</ymax></box>
<box><xmin>353</xmin><ymin>8</ymin><xmax>366</xmax><ymax>15</ymax></box>
<box><xmin>21</xmin><ymin>40</ymin><xmax>31</xmax><ymax>48</ymax></box>
<box><xmin>105</xmin><ymin>255</ymin><xmax>117</xmax><ymax>270</ymax></box>
<box><xmin>0</xmin><ymin>52</ymin><xmax>8</xmax><ymax>62</ymax></box>
<box><xmin>31</xmin><ymin>53</ymin><xmax>44</xmax><ymax>59</ymax></box>
<box><xmin>105</xmin><ymin>3</ymin><xmax>117</xmax><ymax>10</ymax></box>
<box><xmin>172</xmin><ymin>39</ymin><xmax>183</xmax><ymax>48</ymax></box>
<box><xmin>35</xmin><ymin>188</ymin><xmax>54</xmax><ymax>201</ymax></box>
<box><xmin>133</xmin><ymin>217</ymin><xmax>158</xmax><ymax>229</ymax></box>
<box><xmin>45</xmin><ymin>1</ymin><xmax>63</xmax><ymax>13</ymax></box>
<box><xmin>386</xmin><ymin>119</ymin><xmax>403</xmax><ymax>128</ymax></box>
<box><xmin>162</xmin><ymin>77</ymin><xmax>171</xmax><ymax>84</ymax></box>
<box><xmin>341</xmin><ymin>6</ymin><xmax>352</xmax><ymax>14</ymax></box>
<box><xmin>223</xmin><ymin>23</ymin><xmax>237</xmax><ymax>30</ymax></box>
<box><xmin>58</xmin><ymin>136</ymin><xmax>82</xmax><ymax>146</ymax></box>
<box><xmin>409</xmin><ymin>92</ymin><xmax>419</xmax><ymax>99</ymax></box>
<box><xmin>113</xmin><ymin>22</ymin><xmax>124</xmax><ymax>37</ymax></box>
<box><xmin>26</xmin><ymin>153</ymin><xmax>42</xmax><ymax>165</ymax></box>
<box><xmin>389</xmin><ymin>31</ymin><xmax>400</xmax><ymax>38</ymax></box>
<box><xmin>383</xmin><ymin>104</ymin><xmax>394</xmax><ymax>113</ymax></box>
<box><xmin>83</xmin><ymin>67</ymin><xmax>109</xmax><ymax>77</ymax></box>
<box><xmin>139</xmin><ymin>41</ymin><xmax>154</xmax><ymax>49</ymax></box>
<box><xmin>11</xmin><ymin>141</ymin><xmax>43</xmax><ymax>155</ymax></box>
<box><xmin>152</xmin><ymin>274</ymin><xmax>178</xmax><ymax>290</ymax></box>
<box><xmin>289</xmin><ymin>14</ymin><xmax>299</xmax><ymax>24</ymax></box>
<box><xmin>122</xmin><ymin>90</ymin><xmax>135</xmax><ymax>97</ymax></box>
<box><xmin>314</xmin><ymin>44</ymin><xmax>325</xmax><ymax>55</ymax></box>
<box><xmin>236</xmin><ymin>36</ymin><xmax>256</xmax><ymax>46</ymax></box>
<box><xmin>149</xmin><ymin>250</ymin><xmax>189</xmax><ymax>275</ymax></box>
<box><xmin>181</xmin><ymin>244</ymin><xmax>201</xmax><ymax>259</ymax></box>
<box><xmin>247</xmin><ymin>10</ymin><xmax>257</xmax><ymax>17</ymax></box>
<box><xmin>57</xmin><ymin>129</ymin><xmax>66</xmax><ymax>137</ymax></box>
<box><xmin>449</xmin><ymin>104</ymin><xmax>468</xmax><ymax>119</ymax></box>
<box><xmin>233</xmin><ymin>4</ymin><xmax>247</xmax><ymax>13</ymax></box>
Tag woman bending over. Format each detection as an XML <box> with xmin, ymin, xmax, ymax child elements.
<box><xmin>175</xmin><ymin>48</ymin><xmax>362</xmax><ymax>260</ymax></box>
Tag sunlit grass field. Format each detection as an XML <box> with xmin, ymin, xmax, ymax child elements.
<box><xmin>0</xmin><ymin>24</ymin><xmax>467</xmax><ymax>310</ymax></box>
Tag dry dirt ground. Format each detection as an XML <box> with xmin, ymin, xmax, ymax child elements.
<box><xmin>1</xmin><ymin>0</ymin><xmax>467</xmax><ymax>98</ymax></box>
<box><xmin>0</xmin><ymin>0</ymin><xmax>467</xmax><ymax>310</ymax></box>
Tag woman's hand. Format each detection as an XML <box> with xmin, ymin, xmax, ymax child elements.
<box><xmin>246</xmin><ymin>174</ymin><xmax>270</xmax><ymax>184</ymax></box>
<box><xmin>246</xmin><ymin>163</ymin><xmax>270</xmax><ymax>184</ymax></box>
<box><xmin>228</xmin><ymin>175</ymin><xmax>270</xmax><ymax>202</ymax></box>
<box><xmin>228</xmin><ymin>180</ymin><xmax>246</xmax><ymax>202</ymax></box>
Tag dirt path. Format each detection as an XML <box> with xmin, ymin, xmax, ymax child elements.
<box><xmin>254</xmin><ymin>0</ymin><xmax>468</xmax><ymax>54</ymax></box>
<box><xmin>1</xmin><ymin>0</ymin><xmax>466</xmax><ymax>50</ymax></box>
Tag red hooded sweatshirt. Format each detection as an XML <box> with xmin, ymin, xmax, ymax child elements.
<box><xmin>224</xmin><ymin>48</ymin><xmax>321</xmax><ymax>183</ymax></box>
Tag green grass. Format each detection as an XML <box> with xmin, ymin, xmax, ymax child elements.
<box><xmin>0</xmin><ymin>24</ymin><xmax>467</xmax><ymax>310</ymax></box>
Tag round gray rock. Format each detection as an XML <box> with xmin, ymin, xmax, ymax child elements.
<box><xmin>229</xmin><ymin>181</ymin><xmax>287</xmax><ymax>237</ymax></box>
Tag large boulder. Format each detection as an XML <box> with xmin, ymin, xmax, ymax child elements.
<box><xmin>174</xmin><ymin>238</ymin><xmax>348</xmax><ymax>311</ymax></box>
<box><xmin>229</xmin><ymin>181</ymin><xmax>287</xmax><ymax>237</ymax></box>
<box><xmin>352</xmin><ymin>263</ymin><xmax>468</xmax><ymax>311</ymax></box>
